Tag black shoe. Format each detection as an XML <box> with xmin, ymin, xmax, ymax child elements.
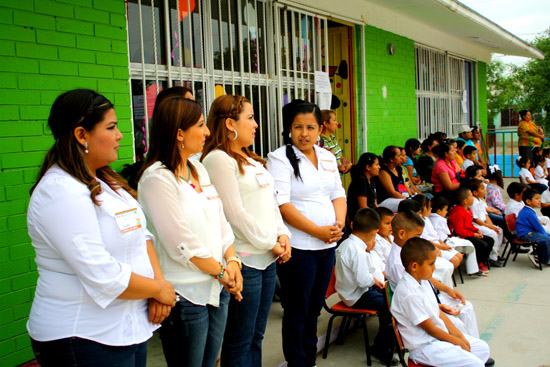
<box><xmin>371</xmin><ymin>347</ymin><xmax>399</xmax><ymax>366</ymax></box>
<box><xmin>488</xmin><ymin>259</ymin><xmax>504</xmax><ymax>267</ymax></box>
<box><xmin>512</xmin><ymin>245</ymin><xmax>531</xmax><ymax>253</ymax></box>
<box><xmin>485</xmin><ymin>357</ymin><xmax>495</xmax><ymax>366</ymax></box>
<box><xmin>497</xmin><ymin>256</ymin><xmax>506</xmax><ymax>261</ymax></box>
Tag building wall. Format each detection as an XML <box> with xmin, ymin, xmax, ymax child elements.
<box><xmin>478</xmin><ymin>61</ymin><xmax>488</xmax><ymax>132</ymax></box>
<box><xmin>363</xmin><ymin>25</ymin><xmax>417</xmax><ymax>154</ymax></box>
<box><xmin>0</xmin><ymin>1</ymin><xmax>132</xmax><ymax>365</ymax></box>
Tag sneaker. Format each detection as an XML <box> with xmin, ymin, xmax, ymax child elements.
<box><xmin>485</xmin><ymin>357</ymin><xmax>495</xmax><ymax>366</ymax></box>
<box><xmin>469</xmin><ymin>271</ymin><xmax>488</xmax><ymax>277</ymax></box>
<box><xmin>528</xmin><ymin>251</ymin><xmax>539</xmax><ymax>268</ymax></box>
<box><xmin>488</xmin><ymin>259</ymin><xmax>504</xmax><ymax>268</ymax></box>
<box><xmin>479</xmin><ymin>263</ymin><xmax>489</xmax><ymax>274</ymax></box>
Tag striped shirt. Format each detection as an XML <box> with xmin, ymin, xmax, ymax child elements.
<box><xmin>320</xmin><ymin>133</ymin><xmax>343</xmax><ymax>164</ymax></box>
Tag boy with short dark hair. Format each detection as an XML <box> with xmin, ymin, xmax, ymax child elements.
<box><xmin>374</xmin><ymin>207</ymin><xmax>394</xmax><ymax>263</ymax></box>
<box><xmin>391</xmin><ymin>238</ymin><xmax>491</xmax><ymax>367</ymax></box>
<box><xmin>334</xmin><ymin>208</ymin><xmax>395</xmax><ymax>365</ymax></box>
<box><xmin>505</xmin><ymin>182</ymin><xmax>528</xmax><ymax>217</ymax></box>
<box><xmin>462</xmin><ymin>146</ymin><xmax>478</xmax><ymax>171</ymax></box>
<box><xmin>516</xmin><ymin>188</ymin><xmax>550</xmax><ymax>267</ymax></box>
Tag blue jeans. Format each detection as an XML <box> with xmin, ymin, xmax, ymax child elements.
<box><xmin>351</xmin><ymin>288</ymin><xmax>393</xmax><ymax>351</ymax></box>
<box><xmin>278</xmin><ymin>247</ymin><xmax>335</xmax><ymax>367</ymax></box>
<box><xmin>31</xmin><ymin>337</ymin><xmax>147</xmax><ymax>367</ymax></box>
<box><xmin>488</xmin><ymin>213</ymin><xmax>505</xmax><ymax>230</ymax></box>
<box><xmin>159</xmin><ymin>289</ymin><xmax>230</xmax><ymax>367</ymax></box>
<box><xmin>221</xmin><ymin>262</ymin><xmax>277</xmax><ymax>367</ymax></box>
<box><xmin>520</xmin><ymin>231</ymin><xmax>550</xmax><ymax>264</ymax></box>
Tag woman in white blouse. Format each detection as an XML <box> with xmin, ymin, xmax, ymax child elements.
<box><xmin>267</xmin><ymin>99</ymin><xmax>346</xmax><ymax>367</ymax></box>
<box><xmin>27</xmin><ymin>89</ymin><xmax>176</xmax><ymax>367</ymax></box>
<box><xmin>137</xmin><ymin>95</ymin><xmax>243</xmax><ymax>367</ymax></box>
<box><xmin>201</xmin><ymin>95</ymin><xmax>291</xmax><ymax>367</ymax></box>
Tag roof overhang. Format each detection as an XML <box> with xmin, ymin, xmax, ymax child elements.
<box><xmin>280</xmin><ymin>0</ymin><xmax>544</xmax><ymax>63</ymax></box>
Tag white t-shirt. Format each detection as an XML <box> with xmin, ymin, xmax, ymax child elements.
<box><xmin>386</xmin><ymin>242</ymin><xmax>405</xmax><ymax>291</ymax></box>
<box><xmin>429</xmin><ymin>213</ymin><xmax>450</xmax><ymax>242</ymax></box>
<box><xmin>541</xmin><ymin>190</ymin><xmax>550</xmax><ymax>204</ymax></box>
<box><xmin>421</xmin><ymin>217</ymin><xmax>440</xmax><ymax>242</ymax></box>
<box><xmin>267</xmin><ymin>145</ymin><xmax>346</xmax><ymax>251</ymax></box>
<box><xmin>27</xmin><ymin>166</ymin><xmax>157</xmax><ymax>345</ymax></box>
<box><xmin>470</xmin><ymin>197</ymin><xmax>488</xmax><ymax>221</ymax></box>
<box><xmin>374</xmin><ymin>233</ymin><xmax>393</xmax><ymax>263</ymax></box>
<box><xmin>461</xmin><ymin>158</ymin><xmax>474</xmax><ymax>171</ymax></box>
<box><xmin>202</xmin><ymin>150</ymin><xmax>291</xmax><ymax>270</ymax></box>
<box><xmin>138</xmin><ymin>160</ymin><xmax>235</xmax><ymax>307</ymax></box>
<box><xmin>534</xmin><ymin>165</ymin><xmax>548</xmax><ymax>186</ymax></box>
<box><xmin>520</xmin><ymin>167</ymin><xmax>535</xmax><ymax>185</ymax></box>
<box><xmin>335</xmin><ymin>234</ymin><xmax>385</xmax><ymax>306</ymax></box>
<box><xmin>505</xmin><ymin>199</ymin><xmax>525</xmax><ymax>217</ymax></box>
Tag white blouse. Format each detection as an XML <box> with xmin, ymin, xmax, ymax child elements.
<box><xmin>138</xmin><ymin>160</ymin><xmax>234</xmax><ymax>307</ymax></box>
<box><xmin>202</xmin><ymin>150</ymin><xmax>291</xmax><ymax>270</ymax></box>
<box><xmin>267</xmin><ymin>145</ymin><xmax>346</xmax><ymax>251</ymax></box>
<box><xmin>27</xmin><ymin>166</ymin><xmax>157</xmax><ymax>346</ymax></box>
<box><xmin>519</xmin><ymin>167</ymin><xmax>535</xmax><ymax>185</ymax></box>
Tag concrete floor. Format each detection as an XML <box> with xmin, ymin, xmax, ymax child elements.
<box><xmin>147</xmin><ymin>179</ymin><xmax>550</xmax><ymax>367</ymax></box>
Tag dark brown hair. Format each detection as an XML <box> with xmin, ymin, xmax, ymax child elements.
<box><xmin>201</xmin><ymin>95</ymin><xmax>265</xmax><ymax>174</ymax></box>
<box><xmin>139</xmin><ymin>96</ymin><xmax>203</xmax><ymax>180</ymax></box>
<box><xmin>31</xmin><ymin>89</ymin><xmax>134</xmax><ymax>205</ymax></box>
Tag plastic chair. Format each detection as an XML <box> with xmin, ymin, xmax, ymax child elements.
<box><xmin>503</xmin><ymin>214</ymin><xmax>542</xmax><ymax>270</ymax></box>
<box><xmin>322</xmin><ymin>268</ymin><xmax>377</xmax><ymax>365</ymax></box>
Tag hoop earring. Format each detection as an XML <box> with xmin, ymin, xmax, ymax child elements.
<box><xmin>231</xmin><ymin>130</ymin><xmax>238</xmax><ymax>141</ymax></box>
<box><xmin>84</xmin><ymin>142</ymin><xmax>89</xmax><ymax>154</ymax></box>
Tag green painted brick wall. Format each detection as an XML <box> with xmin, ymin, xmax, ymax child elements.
<box><xmin>363</xmin><ymin>25</ymin><xmax>417</xmax><ymax>155</ymax></box>
<box><xmin>0</xmin><ymin>1</ymin><xmax>132</xmax><ymax>365</ymax></box>
<box><xmin>477</xmin><ymin>61</ymin><xmax>488</xmax><ymax>133</ymax></box>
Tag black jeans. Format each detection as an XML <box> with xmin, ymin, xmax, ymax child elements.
<box><xmin>351</xmin><ymin>287</ymin><xmax>393</xmax><ymax>352</ymax></box>
<box><xmin>465</xmin><ymin>235</ymin><xmax>494</xmax><ymax>266</ymax></box>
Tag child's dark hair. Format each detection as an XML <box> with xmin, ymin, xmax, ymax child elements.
<box><xmin>375</xmin><ymin>206</ymin><xmax>394</xmax><ymax>219</ymax></box>
<box><xmin>463</xmin><ymin>145</ymin><xmax>478</xmax><ymax>158</ymax></box>
<box><xmin>533</xmin><ymin>153</ymin><xmax>545</xmax><ymax>166</ymax></box>
<box><xmin>506</xmin><ymin>182</ymin><xmax>527</xmax><ymax>199</ymax></box>
<box><xmin>281</xmin><ymin>99</ymin><xmax>322</xmax><ymax>180</ymax></box>
<box><xmin>532</xmin><ymin>146</ymin><xmax>543</xmax><ymax>157</ymax></box>
<box><xmin>431</xmin><ymin>196</ymin><xmax>449</xmax><ymax>213</ymax></box>
<box><xmin>464</xmin><ymin>164</ymin><xmax>483</xmax><ymax>180</ymax></box>
<box><xmin>401</xmin><ymin>237</ymin><xmax>436</xmax><ymax>270</ymax></box>
<box><xmin>486</xmin><ymin>165</ymin><xmax>504</xmax><ymax>188</ymax></box>
<box><xmin>411</xmin><ymin>194</ymin><xmax>429</xmax><ymax>211</ymax></box>
<box><xmin>391</xmin><ymin>210</ymin><xmax>425</xmax><ymax>233</ymax></box>
<box><xmin>456</xmin><ymin>140</ymin><xmax>466</xmax><ymax>150</ymax></box>
<box><xmin>398</xmin><ymin>199</ymin><xmax>422</xmax><ymax>214</ymax></box>
<box><xmin>522</xmin><ymin>188</ymin><xmax>540</xmax><ymax>203</ymax></box>
<box><xmin>543</xmin><ymin>148</ymin><xmax>550</xmax><ymax>158</ymax></box>
<box><xmin>456</xmin><ymin>187</ymin><xmax>471</xmax><ymax>204</ymax></box>
<box><xmin>467</xmin><ymin>179</ymin><xmax>484</xmax><ymax>193</ymax></box>
<box><xmin>352</xmin><ymin>208</ymin><xmax>381</xmax><ymax>233</ymax></box>
<box><xmin>516</xmin><ymin>155</ymin><xmax>530</xmax><ymax>168</ymax></box>
<box><xmin>350</xmin><ymin>152</ymin><xmax>378</xmax><ymax>180</ymax></box>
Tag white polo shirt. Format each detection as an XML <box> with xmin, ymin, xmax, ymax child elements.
<box><xmin>386</xmin><ymin>242</ymin><xmax>405</xmax><ymax>291</ymax></box>
<box><xmin>505</xmin><ymin>198</ymin><xmax>524</xmax><ymax>217</ymax></box>
<box><xmin>374</xmin><ymin>234</ymin><xmax>393</xmax><ymax>263</ymax></box>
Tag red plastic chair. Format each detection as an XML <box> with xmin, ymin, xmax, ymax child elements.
<box><xmin>503</xmin><ymin>214</ymin><xmax>541</xmax><ymax>270</ymax></box>
<box><xmin>322</xmin><ymin>268</ymin><xmax>377</xmax><ymax>365</ymax></box>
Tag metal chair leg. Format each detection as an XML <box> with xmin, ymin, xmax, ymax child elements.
<box><xmin>361</xmin><ymin>315</ymin><xmax>371</xmax><ymax>366</ymax></box>
<box><xmin>323</xmin><ymin>314</ymin><xmax>338</xmax><ymax>359</ymax></box>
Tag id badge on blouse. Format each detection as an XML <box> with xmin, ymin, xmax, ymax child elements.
<box><xmin>255</xmin><ymin>173</ymin><xmax>269</xmax><ymax>187</ymax></box>
<box><xmin>202</xmin><ymin>184</ymin><xmax>220</xmax><ymax>200</ymax></box>
<box><xmin>321</xmin><ymin>159</ymin><xmax>337</xmax><ymax>172</ymax></box>
<box><xmin>114</xmin><ymin>208</ymin><xmax>142</xmax><ymax>233</ymax></box>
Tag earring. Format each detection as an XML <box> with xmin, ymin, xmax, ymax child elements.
<box><xmin>288</xmin><ymin>132</ymin><xmax>291</xmax><ymax>138</ymax></box>
<box><xmin>84</xmin><ymin>142</ymin><xmax>88</xmax><ymax>154</ymax></box>
<box><xmin>181</xmin><ymin>142</ymin><xmax>185</xmax><ymax>149</ymax></box>
<box><xmin>231</xmin><ymin>130</ymin><xmax>238</xmax><ymax>141</ymax></box>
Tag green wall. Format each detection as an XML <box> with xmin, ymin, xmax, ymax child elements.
<box><xmin>0</xmin><ymin>1</ymin><xmax>131</xmax><ymax>365</ymax></box>
<box><xmin>477</xmin><ymin>61</ymin><xmax>488</xmax><ymax>132</ymax></box>
<box><xmin>363</xmin><ymin>25</ymin><xmax>417</xmax><ymax>155</ymax></box>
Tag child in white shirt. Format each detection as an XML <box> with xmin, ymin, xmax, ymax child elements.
<box><xmin>374</xmin><ymin>207</ymin><xmax>394</xmax><ymax>263</ymax></box>
<box><xmin>467</xmin><ymin>180</ymin><xmax>503</xmax><ymax>266</ymax></box>
<box><xmin>334</xmin><ymin>208</ymin><xmax>393</xmax><ymax>364</ymax></box>
<box><xmin>391</xmin><ymin>238</ymin><xmax>491</xmax><ymax>367</ymax></box>
<box><xmin>534</xmin><ymin>154</ymin><xmax>549</xmax><ymax>186</ymax></box>
<box><xmin>430</xmin><ymin>196</ymin><xmax>479</xmax><ymax>275</ymax></box>
<box><xmin>461</xmin><ymin>146</ymin><xmax>477</xmax><ymax>172</ymax></box>
<box><xmin>505</xmin><ymin>182</ymin><xmax>550</xmax><ymax>232</ymax></box>
<box><xmin>517</xmin><ymin>156</ymin><xmax>548</xmax><ymax>193</ymax></box>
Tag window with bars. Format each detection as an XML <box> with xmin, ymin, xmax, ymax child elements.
<box><xmin>127</xmin><ymin>0</ymin><xmax>328</xmax><ymax>160</ymax></box>
<box><xmin>415</xmin><ymin>44</ymin><xmax>475</xmax><ymax>139</ymax></box>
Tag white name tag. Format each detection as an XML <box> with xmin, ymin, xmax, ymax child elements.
<box><xmin>255</xmin><ymin>173</ymin><xmax>269</xmax><ymax>187</ymax></box>
<box><xmin>321</xmin><ymin>159</ymin><xmax>336</xmax><ymax>172</ymax></box>
<box><xmin>202</xmin><ymin>184</ymin><xmax>220</xmax><ymax>200</ymax></box>
<box><xmin>114</xmin><ymin>208</ymin><xmax>142</xmax><ymax>233</ymax></box>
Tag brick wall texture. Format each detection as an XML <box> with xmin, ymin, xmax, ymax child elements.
<box><xmin>477</xmin><ymin>61</ymin><xmax>488</xmax><ymax>132</ymax></box>
<box><xmin>0</xmin><ymin>1</ymin><xmax>131</xmax><ymax>365</ymax></box>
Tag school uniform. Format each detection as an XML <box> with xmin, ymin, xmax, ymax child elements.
<box><xmin>470</xmin><ymin>197</ymin><xmax>503</xmax><ymax>261</ymax></box>
<box><xmin>534</xmin><ymin>165</ymin><xmax>549</xmax><ymax>186</ymax></box>
<box><xmin>520</xmin><ymin>167</ymin><xmax>548</xmax><ymax>193</ymax></box>
<box><xmin>374</xmin><ymin>233</ymin><xmax>392</xmax><ymax>263</ymax></box>
<box><xmin>420</xmin><ymin>217</ymin><xmax>455</xmax><ymax>288</ymax></box>
<box><xmin>391</xmin><ymin>273</ymin><xmax>490</xmax><ymax>367</ymax></box>
<box><xmin>461</xmin><ymin>158</ymin><xmax>475</xmax><ymax>171</ymax></box>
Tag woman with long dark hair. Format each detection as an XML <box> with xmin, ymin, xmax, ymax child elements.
<box><xmin>267</xmin><ymin>99</ymin><xmax>346</xmax><ymax>367</ymax></box>
<box><xmin>27</xmin><ymin>89</ymin><xmax>176</xmax><ymax>367</ymax></box>
<box><xmin>347</xmin><ymin>152</ymin><xmax>380</xmax><ymax>221</ymax></box>
<box><xmin>374</xmin><ymin>145</ymin><xmax>407</xmax><ymax>212</ymax></box>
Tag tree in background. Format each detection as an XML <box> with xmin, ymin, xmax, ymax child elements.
<box><xmin>486</xmin><ymin>59</ymin><xmax>522</xmax><ymax>127</ymax></box>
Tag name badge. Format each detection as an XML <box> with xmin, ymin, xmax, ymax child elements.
<box><xmin>255</xmin><ymin>173</ymin><xmax>269</xmax><ymax>187</ymax></box>
<box><xmin>114</xmin><ymin>208</ymin><xmax>142</xmax><ymax>233</ymax></box>
<box><xmin>321</xmin><ymin>159</ymin><xmax>336</xmax><ymax>172</ymax></box>
<box><xmin>202</xmin><ymin>184</ymin><xmax>220</xmax><ymax>200</ymax></box>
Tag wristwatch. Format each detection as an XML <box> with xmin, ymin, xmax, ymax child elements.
<box><xmin>226</xmin><ymin>256</ymin><xmax>242</xmax><ymax>269</ymax></box>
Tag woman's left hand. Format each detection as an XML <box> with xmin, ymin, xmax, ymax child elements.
<box><xmin>148</xmin><ymin>298</ymin><xmax>173</xmax><ymax>324</ymax></box>
<box><xmin>226</xmin><ymin>262</ymin><xmax>243</xmax><ymax>301</ymax></box>
<box><xmin>278</xmin><ymin>235</ymin><xmax>292</xmax><ymax>263</ymax></box>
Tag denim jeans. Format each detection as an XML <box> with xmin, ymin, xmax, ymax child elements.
<box><xmin>221</xmin><ymin>262</ymin><xmax>277</xmax><ymax>367</ymax></box>
<box><xmin>520</xmin><ymin>231</ymin><xmax>550</xmax><ymax>264</ymax></box>
<box><xmin>351</xmin><ymin>287</ymin><xmax>393</xmax><ymax>352</ymax></box>
<box><xmin>159</xmin><ymin>289</ymin><xmax>230</xmax><ymax>367</ymax></box>
<box><xmin>278</xmin><ymin>247</ymin><xmax>335</xmax><ymax>367</ymax></box>
<box><xmin>31</xmin><ymin>337</ymin><xmax>147</xmax><ymax>367</ymax></box>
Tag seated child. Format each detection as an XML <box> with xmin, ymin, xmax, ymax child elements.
<box><xmin>397</xmin><ymin>200</ymin><xmax>455</xmax><ymax>288</ymax></box>
<box><xmin>386</xmin><ymin>211</ymin><xmax>480</xmax><ymax>338</ymax></box>
<box><xmin>518</xmin><ymin>156</ymin><xmax>548</xmax><ymax>194</ymax></box>
<box><xmin>412</xmin><ymin>194</ymin><xmax>464</xmax><ymax>269</ymax></box>
<box><xmin>429</xmin><ymin>196</ymin><xmax>479</xmax><ymax>275</ymax></box>
<box><xmin>505</xmin><ymin>182</ymin><xmax>550</xmax><ymax>232</ymax></box>
<box><xmin>544</xmin><ymin>148</ymin><xmax>550</xmax><ymax>170</ymax></box>
<box><xmin>467</xmin><ymin>180</ymin><xmax>504</xmax><ymax>267</ymax></box>
<box><xmin>461</xmin><ymin>146</ymin><xmax>477</xmax><ymax>171</ymax></box>
<box><xmin>448</xmin><ymin>188</ymin><xmax>494</xmax><ymax>274</ymax></box>
<box><xmin>374</xmin><ymin>207</ymin><xmax>394</xmax><ymax>263</ymax></box>
<box><xmin>334</xmin><ymin>208</ymin><xmax>394</xmax><ymax>364</ymax></box>
<box><xmin>515</xmin><ymin>188</ymin><xmax>550</xmax><ymax>267</ymax></box>
<box><xmin>486</xmin><ymin>165</ymin><xmax>506</xmax><ymax>216</ymax></box>
<box><xmin>391</xmin><ymin>238</ymin><xmax>491</xmax><ymax>367</ymax></box>
<box><xmin>534</xmin><ymin>154</ymin><xmax>549</xmax><ymax>186</ymax></box>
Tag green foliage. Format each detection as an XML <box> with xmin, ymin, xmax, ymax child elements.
<box><xmin>486</xmin><ymin>59</ymin><xmax>522</xmax><ymax>126</ymax></box>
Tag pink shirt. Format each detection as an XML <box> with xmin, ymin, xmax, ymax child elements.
<box><xmin>431</xmin><ymin>159</ymin><xmax>458</xmax><ymax>193</ymax></box>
